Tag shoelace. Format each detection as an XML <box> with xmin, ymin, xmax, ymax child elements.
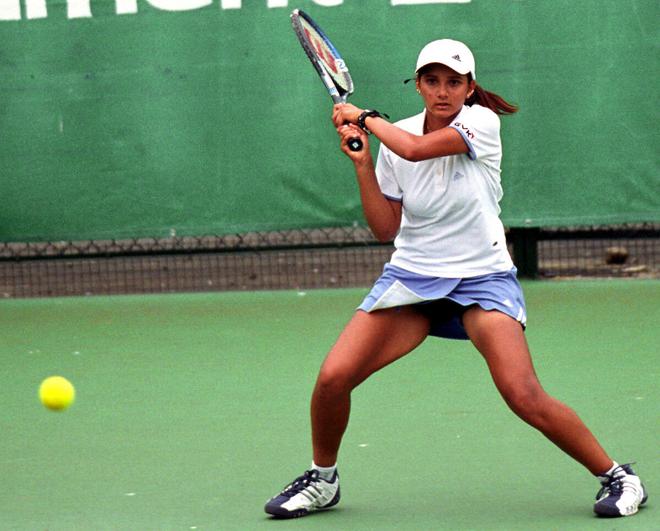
<box><xmin>596</xmin><ymin>463</ymin><xmax>636</xmax><ymax>500</ymax></box>
<box><xmin>281</xmin><ymin>470</ymin><xmax>322</xmax><ymax>499</ymax></box>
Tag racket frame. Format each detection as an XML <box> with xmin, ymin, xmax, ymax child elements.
<box><xmin>291</xmin><ymin>9</ymin><xmax>362</xmax><ymax>151</ymax></box>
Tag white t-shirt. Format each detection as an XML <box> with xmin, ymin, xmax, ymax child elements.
<box><xmin>375</xmin><ymin>104</ymin><xmax>514</xmax><ymax>277</ymax></box>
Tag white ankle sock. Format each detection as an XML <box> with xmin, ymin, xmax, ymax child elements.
<box><xmin>600</xmin><ymin>461</ymin><xmax>620</xmax><ymax>478</ymax></box>
<box><xmin>312</xmin><ymin>462</ymin><xmax>337</xmax><ymax>481</ymax></box>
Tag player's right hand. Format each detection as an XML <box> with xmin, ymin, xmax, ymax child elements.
<box><xmin>332</xmin><ymin>103</ymin><xmax>362</xmax><ymax>128</ymax></box>
<box><xmin>337</xmin><ymin>124</ymin><xmax>369</xmax><ymax>161</ymax></box>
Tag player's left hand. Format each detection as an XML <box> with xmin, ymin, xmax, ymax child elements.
<box><xmin>337</xmin><ymin>123</ymin><xmax>370</xmax><ymax>161</ymax></box>
<box><xmin>332</xmin><ymin>103</ymin><xmax>362</xmax><ymax>128</ymax></box>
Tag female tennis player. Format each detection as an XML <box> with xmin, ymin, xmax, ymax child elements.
<box><xmin>265</xmin><ymin>39</ymin><xmax>647</xmax><ymax>520</ymax></box>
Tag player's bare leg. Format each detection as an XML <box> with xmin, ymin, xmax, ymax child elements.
<box><xmin>462</xmin><ymin>306</ymin><xmax>612</xmax><ymax>474</ymax></box>
<box><xmin>311</xmin><ymin>306</ymin><xmax>431</xmax><ymax>466</ymax></box>
<box><xmin>265</xmin><ymin>306</ymin><xmax>430</xmax><ymax>518</ymax></box>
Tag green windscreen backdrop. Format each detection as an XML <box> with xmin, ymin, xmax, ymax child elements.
<box><xmin>1</xmin><ymin>0</ymin><xmax>658</xmax><ymax>242</ymax></box>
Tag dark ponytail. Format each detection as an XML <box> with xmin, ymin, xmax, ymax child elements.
<box><xmin>466</xmin><ymin>77</ymin><xmax>518</xmax><ymax>115</ymax></box>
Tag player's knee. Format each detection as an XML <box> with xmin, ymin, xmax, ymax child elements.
<box><xmin>315</xmin><ymin>365</ymin><xmax>356</xmax><ymax>397</ymax></box>
<box><xmin>500</xmin><ymin>381</ymin><xmax>547</xmax><ymax>423</ymax></box>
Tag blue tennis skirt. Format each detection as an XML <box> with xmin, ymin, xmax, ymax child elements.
<box><xmin>358</xmin><ymin>264</ymin><xmax>527</xmax><ymax>340</ymax></box>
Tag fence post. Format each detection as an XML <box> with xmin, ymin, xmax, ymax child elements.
<box><xmin>509</xmin><ymin>227</ymin><xmax>540</xmax><ymax>279</ymax></box>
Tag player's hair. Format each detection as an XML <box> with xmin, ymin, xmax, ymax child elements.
<box><xmin>466</xmin><ymin>75</ymin><xmax>518</xmax><ymax>115</ymax></box>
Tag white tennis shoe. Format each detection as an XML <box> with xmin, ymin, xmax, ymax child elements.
<box><xmin>265</xmin><ymin>469</ymin><xmax>340</xmax><ymax>518</ymax></box>
<box><xmin>594</xmin><ymin>463</ymin><xmax>647</xmax><ymax>517</ymax></box>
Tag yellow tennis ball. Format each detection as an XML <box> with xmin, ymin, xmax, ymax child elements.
<box><xmin>39</xmin><ymin>376</ymin><xmax>75</xmax><ymax>411</ymax></box>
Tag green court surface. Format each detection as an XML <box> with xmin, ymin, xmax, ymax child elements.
<box><xmin>1</xmin><ymin>280</ymin><xmax>657</xmax><ymax>530</ymax></box>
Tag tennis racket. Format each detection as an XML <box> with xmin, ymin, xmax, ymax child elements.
<box><xmin>290</xmin><ymin>9</ymin><xmax>363</xmax><ymax>152</ymax></box>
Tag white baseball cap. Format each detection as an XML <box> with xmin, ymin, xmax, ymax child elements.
<box><xmin>415</xmin><ymin>39</ymin><xmax>476</xmax><ymax>80</ymax></box>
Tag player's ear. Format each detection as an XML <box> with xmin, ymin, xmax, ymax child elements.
<box><xmin>415</xmin><ymin>79</ymin><xmax>421</xmax><ymax>94</ymax></box>
<box><xmin>467</xmin><ymin>79</ymin><xmax>476</xmax><ymax>99</ymax></box>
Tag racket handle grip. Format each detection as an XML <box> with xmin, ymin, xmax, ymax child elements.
<box><xmin>348</xmin><ymin>137</ymin><xmax>363</xmax><ymax>152</ymax></box>
<box><xmin>341</xmin><ymin>121</ymin><xmax>362</xmax><ymax>151</ymax></box>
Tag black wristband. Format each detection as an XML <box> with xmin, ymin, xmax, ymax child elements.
<box><xmin>357</xmin><ymin>110</ymin><xmax>389</xmax><ymax>134</ymax></box>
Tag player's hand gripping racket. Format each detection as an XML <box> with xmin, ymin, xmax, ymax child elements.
<box><xmin>290</xmin><ymin>9</ymin><xmax>362</xmax><ymax>152</ymax></box>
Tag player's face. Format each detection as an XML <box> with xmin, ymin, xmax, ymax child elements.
<box><xmin>416</xmin><ymin>64</ymin><xmax>474</xmax><ymax>125</ymax></box>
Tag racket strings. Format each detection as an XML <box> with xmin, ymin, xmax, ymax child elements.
<box><xmin>296</xmin><ymin>16</ymin><xmax>352</xmax><ymax>94</ymax></box>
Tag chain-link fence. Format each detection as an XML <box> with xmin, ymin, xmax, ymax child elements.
<box><xmin>1</xmin><ymin>224</ymin><xmax>658</xmax><ymax>298</ymax></box>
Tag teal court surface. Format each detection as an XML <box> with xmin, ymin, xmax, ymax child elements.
<box><xmin>1</xmin><ymin>280</ymin><xmax>657</xmax><ymax>530</ymax></box>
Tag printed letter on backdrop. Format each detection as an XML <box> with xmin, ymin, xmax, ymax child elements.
<box><xmin>0</xmin><ymin>0</ymin><xmax>21</xmax><ymax>20</ymax></box>
<box><xmin>116</xmin><ymin>0</ymin><xmax>138</xmax><ymax>15</ymax></box>
<box><xmin>67</xmin><ymin>0</ymin><xmax>92</xmax><ymax>18</ymax></box>
<box><xmin>147</xmin><ymin>0</ymin><xmax>212</xmax><ymax>11</ymax></box>
<box><xmin>312</xmin><ymin>0</ymin><xmax>343</xmax><ymax>6</ymax></box>
<box><xmin>24</xmin><ymin>0</ymin><xmax>47</xmax><ymax>19</ymax></box>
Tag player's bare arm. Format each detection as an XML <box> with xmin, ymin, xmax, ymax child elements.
<box><xmin>336</xmin><ymin>123</ymin><xmax>401</xmax><ymax>242</ymax></box>
<box><xmin>333</xmin><ymin>103</ymin><xmax>469</xmax><ymax>161</ymax></box>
